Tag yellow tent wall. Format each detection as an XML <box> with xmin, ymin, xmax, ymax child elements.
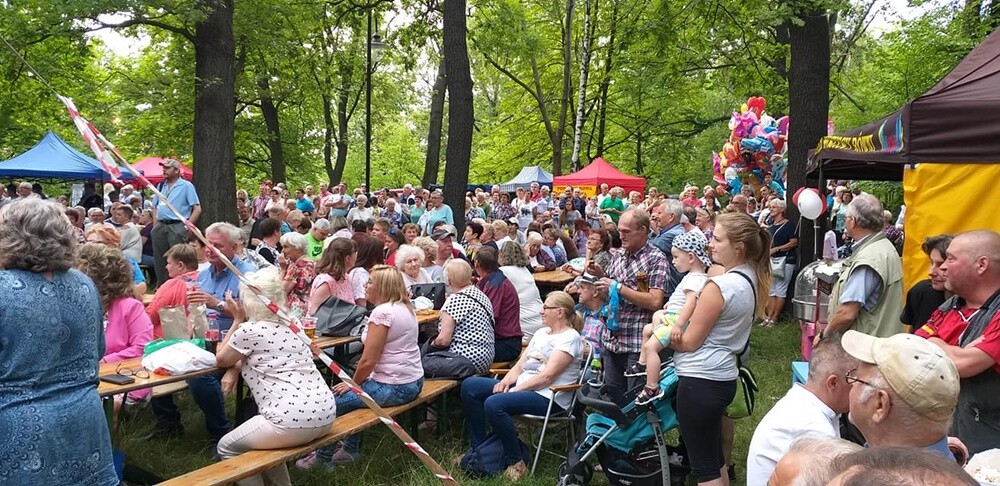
<box><xmin>902</xmin><ymin>162</ymin><xmax>1000</xmax><ymax>292</ymax></box>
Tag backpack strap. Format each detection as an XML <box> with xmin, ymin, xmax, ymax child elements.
<box><xmin>731</xmin><ymin>270</ymin><xmax>756</xmax><ymax>365</ymax></box>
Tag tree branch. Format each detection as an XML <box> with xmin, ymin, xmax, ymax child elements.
<box><xmin>832</xmin><ymin>80</ymin><xmax>865</xmax><ymax>113</ymax></box>
<box><xmin>92</xmin><ymin>17</ymin><xmax>195</xmax><ymax>43</ymax></box>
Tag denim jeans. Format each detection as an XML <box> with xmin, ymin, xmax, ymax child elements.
<box><xmin>461</xmin><ymin>376</ymin><xmax>559</xmax><ymax>466</ymax></box>
<box><xmin>316</xmin><ymin>377</ymin><xmax>423</xmax><ymax>459</ymax></box>
<box><xmin>151</xmin><ymin>372</ymin><xmax>231</xmax><ymax>441</ymax></box>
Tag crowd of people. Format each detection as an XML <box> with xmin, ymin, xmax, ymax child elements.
<box><xmin>0</xmin><ymin>165</ymin><xmax>993</xmax><ymax>486</ymax></box>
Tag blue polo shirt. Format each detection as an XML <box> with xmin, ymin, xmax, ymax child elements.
<box><xmin>197</xmin><ymin>257</ymin><xmax>256</xmax><ymax>332</ymax></box>
<box><xmin>153</xmin><ymin>179</ymin><xmax>201</xmax><ymax>221</ymax></box>
<box><xmin>296</xmin><ymin>197</ymin><xmax>315</xmax><ymax>212</ymax></box>
<box><xmin>424</xmin><ymin>205</ymin><xmax>454</xmax><ymax>230</ymax></box>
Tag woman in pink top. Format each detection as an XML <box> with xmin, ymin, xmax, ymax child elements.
<box><xmin>307</xmin><ymin>238</ymin><xmax>358</xmax><ymax>315</ymax></box>
<box><xmin>76</xmin><ymin>243</ymin><xmax>154</xmax><ymax>402</ymax></box>
<box><xmin>298</xmin><ymin>265</ymin><xmax>424</xmax><ymax>469</ymax></box>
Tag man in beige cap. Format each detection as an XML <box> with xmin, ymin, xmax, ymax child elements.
<box><xmin>841</xmin><ymin>330</ymin><xmax>959</xmax><ymax>459</ymax></box>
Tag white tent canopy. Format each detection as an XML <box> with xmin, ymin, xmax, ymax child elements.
<box><xmin>498</xmin><ymin>165</ymin><xmax>553</xmax><ymax>192</ymax></box>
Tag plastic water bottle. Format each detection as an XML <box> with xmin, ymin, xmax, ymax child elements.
<box><xmin>205</xmin><ymin>317</ymin><xmax>220</xmax><ymax>353</ymax></box>
<box><xmin>186</xmin><ymin>281</ymin><xmax>201</xmax><ymax>318</ymax></box>
<box><xmin>587</xmin><ymin>356</ymin><xmax>604</xmax><ymax>388</ymax></box>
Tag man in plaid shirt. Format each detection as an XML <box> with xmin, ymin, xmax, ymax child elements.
<box><xmin>594</xmin><ymin>208</ymin><xmax>668</xmax><ymax>404</ymax></box>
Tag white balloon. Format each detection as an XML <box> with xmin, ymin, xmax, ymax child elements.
<box><xmin>797</xmin><ymin>188</ymin><xmax>824</xmax><ymax>220</ymax></box>
<box><xmin>724</xmin><ymin>167</ymin><xmax>738</xmax><ymax>182</ymax></box>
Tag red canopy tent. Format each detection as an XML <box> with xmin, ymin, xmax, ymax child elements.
<box><xmin>552</xmin><ymin>157</ymin><xmax>646</xmax><ymax>197</ymax></box>
<box><xmin>131</xmin><ymin>157</ymin><xmax>193</xmax><ymax>187</ymax></box>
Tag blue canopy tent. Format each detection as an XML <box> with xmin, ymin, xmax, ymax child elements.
<box><xmin>0</xmin><ymin>131</ymin><xmax>132</xmax><ymax>180</ymax></box>
<box><xmin>499</xmin><ymin>165</ymin><xmax>553</xmax><ymax>192</ymax></box>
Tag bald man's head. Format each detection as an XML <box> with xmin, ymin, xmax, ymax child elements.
<box><xmin>957</xmin><ymin>230</ymin><xmax>1000</xmax><ymax>270</ymax></box>
<box><xmin>942</xmin><ymin>230</ymin><xmax>1000</xmax><ymax>297</ymax></box>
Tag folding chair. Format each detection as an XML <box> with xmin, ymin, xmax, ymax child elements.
<box><xmin>516</xmin><ymin>343</ymin><xmax>592</xmax><ymax>476</ymax></box>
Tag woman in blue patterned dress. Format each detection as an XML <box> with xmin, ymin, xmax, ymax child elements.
<box><xmin>0</xmin><ymin>198</ymin><xmax>118</xmax><ymax>486</ymax></box>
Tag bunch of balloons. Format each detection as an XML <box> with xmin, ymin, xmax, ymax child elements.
<box><xmin>711</xmin><ymin>97</ymin><xmax>837</xmax><ymax>196</ymax></box>
<box><xmin>712</xmin><ymin>97</ymin><xmax>788</xmax><ymax>195</ymax></box>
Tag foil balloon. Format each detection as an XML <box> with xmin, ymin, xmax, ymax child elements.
<box><xmin>747</xmin><ymin>97</ymin><xmax>766</xmax><ymax>117</ymax></box>
<box><xmin>725</xmin><ymin>167</ymin><xmax>738</xmax><ymax>183</ymax></box>
<box><xmin>776</xmin><ymin>116</ymin><xmax>790</xmax><ymax>135</ymax></box>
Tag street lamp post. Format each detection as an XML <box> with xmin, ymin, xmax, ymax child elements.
<box><xmin>365</xmin><ymin>10</ymin><xmax>385</xmax><ymax>195</ymax></box>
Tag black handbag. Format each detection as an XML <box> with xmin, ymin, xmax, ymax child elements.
<box><xmin>410</xmin><ymin>282</ymin><xmax>446</xmax><ymax>310</ymax></box>
<box><xmin>314</xmin><ymin>296</ymin><xmax>369</xmax><ymax>337</ymax></box>
<box><xmin>420</xmin><ymin>341</ymin><xmax>478</xmax><ymax>379</ymax></box>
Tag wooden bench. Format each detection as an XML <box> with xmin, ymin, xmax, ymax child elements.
<box><xmin>151</xmin><ymin>381</ymin><xmax>189</xmax><ymax>399</ymax></box>
<box><xmin>158</xmin><ymin>379</ymin><xmax>458</xmax><ymax>486</ymax></box>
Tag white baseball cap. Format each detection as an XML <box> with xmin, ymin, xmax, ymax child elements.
<box><xmin>841</xmin><ymin>330</ymin><xmax>959</xmax><ymax>422</ymax></box>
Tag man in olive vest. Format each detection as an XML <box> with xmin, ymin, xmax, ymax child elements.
<box><xmin>819</xmin><ymin>194</ymin><xmax>903</xmax><ymax>343</ymax></box>
<box><xmin>918</xmin><ymin>230</ymin><xmax>1000</xmax><ymax>454</ymax></box>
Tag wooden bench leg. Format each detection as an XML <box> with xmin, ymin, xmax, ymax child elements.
<box><xmin>436</xmin><ymin>393</ymin><xmax>449</xmax><ymax>436</ymax></box>
<box><xmin>408</xmin><ymin>408</ymin><xmax>420</xmax><ymax>440</ymax></box>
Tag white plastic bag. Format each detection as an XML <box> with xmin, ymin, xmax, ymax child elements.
<box><xmin>141</xmin><ymin>341</ymin><xmax>217</xmax><ymax>375</ymax></box>
<box><xmin>412</xmin><ymin>296</ymin><xmax>434</xmax><ymax>311</ymax></box>
<box><xmin>966</xmin><ymin>448</ymin><xmax>1000</xmax><ymax>485</ymax></box>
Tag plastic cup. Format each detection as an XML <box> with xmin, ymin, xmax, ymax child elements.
<box><xmin>302</xmin><ymin>317</ymin><xmax>317</xmax><ymax>340</ymax></box>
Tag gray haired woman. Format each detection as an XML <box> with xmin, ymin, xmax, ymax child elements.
<box><xmin>763</xmin><ymin>199</ymin><xmax>798</xmax><ymax>326</ymax></box>
<box><xmin>0</xmin><ymin>198</ymin><xmax>118</xmax><ymax>485</ymax></box>
<box><xmin>498</xmin><ymin>241</ymin><xmax>545</xmax><ymax>342</ymax></box>
<box><xmin>278</xmin><ymin>231</ymin><xmax>315</xmax><ymax>318</ymax></box>
<box><xmin>396</xmin><ymin>244</ymin><xmax>432</xmax><ymax>288</ymax></box>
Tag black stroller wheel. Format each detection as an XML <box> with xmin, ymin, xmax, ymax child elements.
<box><xmin>556</xmin><ymin>460</ymin><xmax>593</xmax><ymax>486</ymax></box>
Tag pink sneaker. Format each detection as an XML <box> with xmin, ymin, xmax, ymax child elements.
<box><xmin>295</xmin><ymin>451</ymin><xmax>323</xmax><ymax>470</ymax></box>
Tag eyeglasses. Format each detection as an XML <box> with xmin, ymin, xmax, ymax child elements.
<box><xmin>844</xmin><ymin>368</ymin><xmax>877</xmax><ymax>388</ymax></box>
<box><xmin>116</xmin><ymin>363</ymin><xmax>151</xmax><ymax>379</ymax></box>
<box><xmin>542</xmin><ymin>305</ymin><xmax>560</xmax><ymax>310</ymax></box>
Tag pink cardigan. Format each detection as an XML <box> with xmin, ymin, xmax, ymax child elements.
<box><xmin>103</xmin><ymin>297</ymin><xmax>154</xmax><ymax>363</ymax></box>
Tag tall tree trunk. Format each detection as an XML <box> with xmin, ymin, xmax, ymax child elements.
<box><xmin>788</xmin><ymin>12</ymin><xmax>831</xmax><ymax>267</ymax></box>
<box><xmin>321</xmin><ymin>93</ymin><xmax>336</xmax><ymax>185</ymax></box>
<box><xmin>257</xmin><ymin>76</ymin><xmax>285</xmax><ymax>183</ymax></box>
<box><xmin>193</xmin><ymin>0</ymin><xmax>236</xmax><ymax>227</ymax></box>
<box><xmin>423</xmin><ymin>57</ymin><xmax>447</xmax><ymax>188</ymax></box>
<box><xmin>773</xmin><ymin>21</ymin><xmax>791</xmax><ymax>81</ymax></box>
<box><xmin>334</xmin><ymin>79</ymin><xmax>350</xmax><ymax>184</ymax></box>
<box><xmin>553</xmin><ymin>0</ymin><xmax>575</xmax><ymax>175</ymax></box>
<box><xmin>442</xmin><ymin>0</ymin><xmax>474</xmax><ymax>236</ymax></box>
<box><xmin>635</xmin><ymin>129</ymin><xmax>643</xmax><ymax>175</ymax></box>
<box><xmin>570</xmin><ymin>0</ymin><xmax>592</xmax><ymax>172</ymax></box>
<box><xmin>595</xmin><ymin>0</ymin><xmax>618</xmax><ymax>157</ymax></box>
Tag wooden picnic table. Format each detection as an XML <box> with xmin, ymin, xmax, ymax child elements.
<box><xmin>312</xmin><ymin>335</ymin><xmax>359</xmax><ymax>350</ymax></box>
<box><xmin>532</xmin><ymin>269</ymin><xmax>575</xmax><ymax>288</ymax></box>
<box><xmin>98</xmin><ymin>357</ymin><xmax>218</xmax><ymax>398</ymax></box>
<box><xmin>416</xmin><ymin>309</ymin><xmax>441</xmax><ymax>325</ymax></box>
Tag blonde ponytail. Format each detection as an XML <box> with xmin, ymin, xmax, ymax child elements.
<box><xmin>750</xmin><ymin>226</ymin><xmax>773</xmax><ymax>318</ymax></box>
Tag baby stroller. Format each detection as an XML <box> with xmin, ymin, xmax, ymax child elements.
<box><xmin>556</xmin><ymin>362</ymin><xmax>687</xmax><ymax>486</ymax></box>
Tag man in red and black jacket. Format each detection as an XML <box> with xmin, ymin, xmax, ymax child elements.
<box><xmin>473</xmin><ymin>246</ymin><xmax>523</xmax><ymax>363</ymax></box>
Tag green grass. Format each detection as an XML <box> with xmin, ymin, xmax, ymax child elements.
<box><xmin>115</xmin><ymin>320</ymin><xmax>803</xmax><ymax>485</ymax></box>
